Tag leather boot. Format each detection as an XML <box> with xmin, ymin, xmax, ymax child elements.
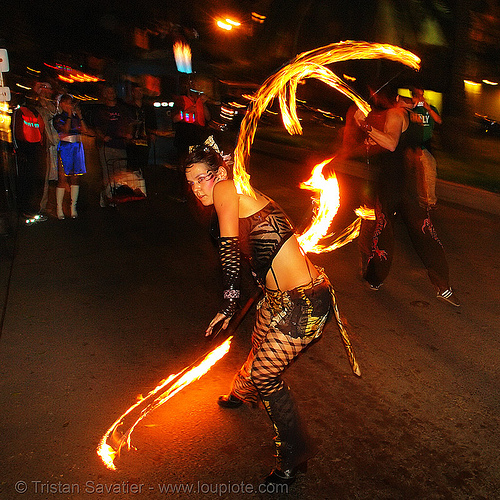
<box><xmin>261</xmin><ymin>386</ymin><xmax>315</xmax><ymax>485</ymax></box>
<box><xmin>217</xmin><ymin>394</ymin><xmax>244</xmax><ymax>408</ymax></box>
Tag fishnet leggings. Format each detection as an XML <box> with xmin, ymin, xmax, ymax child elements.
<box><xmin>229</xmin><ymin>272</ymin><xmax>331</xmax><ymax>404</ymax></box>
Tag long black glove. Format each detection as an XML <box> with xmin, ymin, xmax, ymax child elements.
<box><xmin>218</xmin><ymin>236</ymin><xmax>241</xmax><ymax>319</ymax></box>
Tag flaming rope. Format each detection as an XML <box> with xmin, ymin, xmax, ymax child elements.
<box><xmin>97</xmin><ymin>292</ymin><xmax>260</xmax><ymax>470</ymax></box>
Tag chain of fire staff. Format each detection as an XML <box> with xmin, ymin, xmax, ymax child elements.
<box><xmin>97</xmin><ymin>41</ymin><xmax>421</xmax><ymax>470</ymax></box>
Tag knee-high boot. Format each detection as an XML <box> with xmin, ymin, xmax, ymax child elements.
<box><xmin>70</xmin><ymin>185</ymin><xmax>79</xmax><ymax>218</ymax></box>
<box><xmin>56</xmin><ymin>187</ymin><xmax>65</xmax><ymax>220</ymax></box>
<box><xmin>261</xmin><ymin>386</ymin><xmax>315</xmax><ymax>484</ymax></box>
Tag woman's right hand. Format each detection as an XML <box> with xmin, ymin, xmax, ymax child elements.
<box><xmin>205</xmin><ymin>312</ymin><xmax>230</xmax><ymax>337</ymax></box>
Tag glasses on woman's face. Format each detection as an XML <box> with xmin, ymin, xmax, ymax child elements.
<box><xmin>187</xmin><ymin>170</ymin><xmax>215</xmax><ymax>187</ymax></box>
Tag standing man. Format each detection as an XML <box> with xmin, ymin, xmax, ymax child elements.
<box><xmin>94</xmin><ymin>85</ymin><xmax>131</xmax><ymax>207</ymax></box>
<box><xmin>12</xmin><ymin>91</ymin><xmax>47</xmax><ymax>223</ymax></box>
<box><xmin>355</xmin><ymin>86</ymin><xmax>460</xmax><ymax>307</ymax></box>
<box><xmin>410</xmin><ymin>86</ymin><xmax>442</xmax><ymax>209</ymax></box>
<box><xmin>125</xmin><ymin>84</ymin><xmax>157</xmax><ymax>194</ymax></box>
<box><xmin>34</xmin><ymin>81</ymin><xmax>60</xmax><ymax>216</ymax></box>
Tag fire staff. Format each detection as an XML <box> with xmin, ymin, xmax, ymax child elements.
<box><xmin>183</xmin><ymin>139</ymin><xmax>335</xmax><ymax>486</ymax></box>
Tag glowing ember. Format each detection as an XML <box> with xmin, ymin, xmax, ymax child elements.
<box><xmin>97</xmin><ymin>337</ymin><xmax>232</xmax><ymax>470</ymax></box>
<box><xmin>173</xmin><ymin>41</ymin><xmax>192</xmax><ymax>74</ymax></box>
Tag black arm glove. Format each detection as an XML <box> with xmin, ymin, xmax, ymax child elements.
<box><xmin>218</xmin><ymin>236</ymin><xmax>241</xmax><ymax>318</ymax></box>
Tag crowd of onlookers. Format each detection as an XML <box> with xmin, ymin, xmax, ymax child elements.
<box><xmin>8</xmin><ymin>80</ymin><xmax>170</xmax><ymax>224</ymax></box>
<box><xmin>7</xmin><ymin>75</ymin><xmax>218</xmax><ymax>224</ymax></box>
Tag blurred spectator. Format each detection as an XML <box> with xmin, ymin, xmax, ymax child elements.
<box><xmin>34</xmin><ymin>81</ymin><xmax>60</xmax><ymax>216</ymax></box>
<box><xmin>410</xmin><ymin>86</ymin><xmax>442</xmax><ymax>209</ymax></box>
<box><xmin>94</xmin><ymin>85</ymin><xmax>132</xmax><ymax>207</ymax></box>
<box><xmin>12</xmin><ymin>91</ymin><xmax>47</xmax><ymax>223</ymax></box>
<box><xmin>53</xmin><ymin>94</ymin><xmax>88</xmax><ymax>219</ymax></box>
<box><xmin>173</xmin><ymin>82</ymin><xmax>211</xmax><ymax>162</ymax></box>
<box><xmin>171</xmin><ymin>82</ymin><xmax>211</xmax><ymax>202</ymax></box>
<box><xmin>125</xmin><ymin>84</ymin><xmax>157</xmax><ymax>193</ymax></box>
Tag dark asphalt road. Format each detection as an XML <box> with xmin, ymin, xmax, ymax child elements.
<box><xmin>0</xmin><ymin>143</ymin><xmax>499</xmax><ymax>500</ymax></box>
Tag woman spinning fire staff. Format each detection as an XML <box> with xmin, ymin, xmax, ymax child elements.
<box><xmin>184</xmin><ymin>138</ymin><xmax>335</xmax><ymax>486</ymax></box>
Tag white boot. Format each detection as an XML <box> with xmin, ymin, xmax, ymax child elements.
<box><xmin>56</xmin><ymin>187</ymin><xmax>65</xmax><ymax>219</ymax></box>
<box><xmin>70</xmin><ymin>185</ymin><xmax>79</xmax><ymax>218</ymax></box>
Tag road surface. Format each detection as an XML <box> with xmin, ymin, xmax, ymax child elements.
<box><xmin>0</xmin><ymin>145</ymin><xmax>499</xmax><ymax>499</ymax></box>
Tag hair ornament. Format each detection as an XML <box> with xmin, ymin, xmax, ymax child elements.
<box><xmin>204</xmin><ymin>135</ymin><xmax>221</xmax><ymax>153</ymax></box>
<box><xmin>187</xmin><ymin>135</ymin><xmax>234</xmax><ymax>166</ymax></box>
<box><xmin>189</xmin><ymin>135</ymin><xmax>220</xmax><ymax>154</ymax></box>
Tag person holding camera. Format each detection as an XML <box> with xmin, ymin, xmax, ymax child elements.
<box><xmin>355</xmin><ymin>86</ymin><xmax>460</xmax><ymax>307</ymax></box>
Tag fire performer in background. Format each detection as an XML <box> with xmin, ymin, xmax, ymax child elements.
<box><xmin>354</xmin><ymin>85</ymin><xmax>460</xmax><ymax>307</ymax></box>
<box><xmin>184</xmin><ymin>139</ymin><xmax>335</xmax><ymax>486</ymax></box>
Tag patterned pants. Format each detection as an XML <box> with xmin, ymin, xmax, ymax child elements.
<box><xmin>359</xmin><ymin>196</ymin><xmax>449</xmax><ymax>290</ymax></box>
<box><xmin>227</xmin><ymin>269</ymin><xmax>333</xmax><ymax>469</ymax></box>
<box><xmin>229</xmin><ymin>269</ymin><xmax>332</xmax><ymax>403</ymax></box>
<box><xmin>417</xmin><ymin>149</ymin><xmax>437</xmax><ymax>208</ymax></box>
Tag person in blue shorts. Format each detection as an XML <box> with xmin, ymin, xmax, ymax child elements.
<box><xmin>53</xmin><ymin>94</ymin><xmax>88</xmax><ymax>219</ymax></box>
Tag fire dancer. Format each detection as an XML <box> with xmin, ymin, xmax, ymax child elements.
<box><xmin>184</xmin><ymin>139</ymin><xmax>334</xmax><ymax>486</ymax></box>
<box><xmin>355</xmin><ymin>85</ymin><xmax>460</xmax><ymax>307</ymax></box>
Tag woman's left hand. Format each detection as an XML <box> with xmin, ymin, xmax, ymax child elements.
<box><xmin>206</xmin><ymin>312</ymin><xmax>230</xmax><ymax>337</ymax></box>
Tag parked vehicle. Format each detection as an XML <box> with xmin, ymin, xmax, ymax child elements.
<box><xmin>474</xmin><ymin>113</ymin><xmax>500</xmax><ymax>136</ymax></box>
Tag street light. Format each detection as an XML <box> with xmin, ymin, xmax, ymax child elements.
<box><xmin>216</xmin><ymin>18</ymin><xmax>241</xmax><ymax>31</ymax></box>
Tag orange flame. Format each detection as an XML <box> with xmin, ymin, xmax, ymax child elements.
<box><xmin>355</xmin><ymin>206</ymin><xmax>376</xmax><ymax>220</ymax></box>
<box><xmin>297</xmin><ymin>158</ymin><xmax>340</xmax><ymax>253</ymax></box>
<box><xmin>233</xmin><ymin>41</ymin><xmax>420</xmax><ymax>198</ymax></box>
<box><xmin>97</xmin><ymin>337</ymin><xmax>232</xmax><ymax>470</ymax></box>
<box><xmin>298</xmin><ymin>198</ymin><xmax>378</xmax><ymax>253</ymax></box>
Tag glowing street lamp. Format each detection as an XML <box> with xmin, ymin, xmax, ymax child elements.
<box><xmin>225</xmin><ymin>18</ymin><xmax>241</xmax><ymax>27</ymax></box>
<box><xmin>216</xmin><ymin>18</ymin><xmax>241</xmax><ymax>31</ymax></box>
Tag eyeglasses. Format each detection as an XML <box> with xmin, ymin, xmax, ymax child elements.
<box><xmin>187</xmin><ymin>170</ymin><xmax>215</xmax><ymax>187</ymax></box>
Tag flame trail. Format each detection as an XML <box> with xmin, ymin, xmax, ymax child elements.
<box><xmin>97</xmin><ymin>292</ymin><xmax>260</xmax><ymax>471</ymax></box>
<box><xmin>296</xmin><ymin>157</ymin><xmax>340</xmax><ymax>252</ymax></box>
<box><xmin>233</xmin><ymin>40</ymin><xmax>420</xmax><ymax>198</ymax></box>
<box><xmin>98</xmin><ymin>337</ymin><xmax>232</xmax><ymax>470</ymax></box>
<box><xmin>231</xmin><ymin>41</ymin><xmax>417</xmax><ymax>252</ymax></box>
